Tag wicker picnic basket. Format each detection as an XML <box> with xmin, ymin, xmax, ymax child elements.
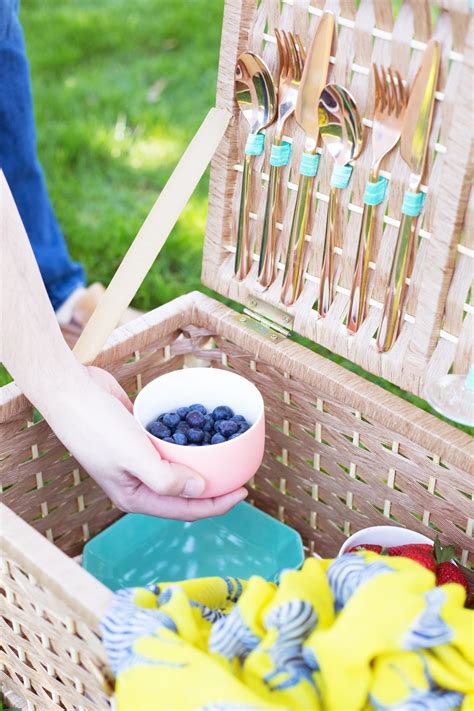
<box><xmin>1</xmin><ymin>0</ymin><xmax>473</xmax><ymax>708</ymax></box>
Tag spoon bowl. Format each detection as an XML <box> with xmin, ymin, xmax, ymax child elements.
<box><xmin>318</xmin><ymin>83</ymin><xmax>363</xmax><ymax>164</ymax></box>
<box><xmin>235</xmin><ymin>52</ymin><xmax>277</xmax><ymax>133</ymax></box>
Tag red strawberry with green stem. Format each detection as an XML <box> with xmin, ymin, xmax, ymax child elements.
<box><xmin>434</xmin><ymin>538</ymin><xmax>469</xmax><ymax>595</ymax></box>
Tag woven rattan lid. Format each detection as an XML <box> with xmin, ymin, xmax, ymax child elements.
<box><xmin>202</xmin><ymin>0</ymin><xmax>473</xmax><ymax>400</ymax></box>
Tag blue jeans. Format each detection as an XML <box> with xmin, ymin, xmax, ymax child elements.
<box><xmin>0</xmin><ymin>0</ymin><xmax>85</xmax><ymax>310</ymax></box>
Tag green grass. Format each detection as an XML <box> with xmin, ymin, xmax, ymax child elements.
<box><xmin>1</xmin><ymin>0</ymin><xmax>471</xmax><ymax>437</ymax></box>
<box><xmin>23</xmin><ymin>0</ymin><xmax>223</xmax><ymax>308</ymax></box>
<box><xmin>0</xmin><ymin>0</ymin><xmax>221</xmax><ymax>386</ymax></box>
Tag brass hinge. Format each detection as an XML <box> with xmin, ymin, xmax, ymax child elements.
<box><xmin>234</xmin><ymin>297</ymin><xmax>294</xmax><ymax>343</ymax></box>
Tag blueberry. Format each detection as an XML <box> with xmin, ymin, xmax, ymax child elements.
<box><xmin>163</xmin><ymin>437</ymin><xmax>175</xmax><ymax>443</ymax></box>
<box><xmin>188</xmin><ymin>403</ymin><xmax>207</xmax><ymax>415</ymax></box>
<box><xmin>148</xmin><ymin>421</ymin><xmax>171</xmax><ymax>439</ymax></box>
<box><xmin>188</xmin><ymin>428</ymin><xmax>204</xmax><ymax>444</ymax></box>
<box><xmin>213</xmin><ymin>405</ymin><xmax>234</xmax><ymax>421</ymax></box>
<box><xmin>177</xmin><ymin>406</ymin><xmax>190</xmax><ymax>419</ymax></box>
<box><xmin>188</xmin><ymin>443</ymin><xmax>200</xmax><ymax>447</ymax></box>
<box><xmin>176</xmin><ymin>422</ymin><xmax>190</xmax><ymax>435</ymax></box>
<box><xmin>186</xmin><ymin>410</ymin><xmax>205</xmax><ymax>428</ymax></box>
<box><xmin>216</xmin><ymin>420</ymin><xmax>239</xmax><ymax>437</ymax></box>
<box><xmin>162</xmin><ymin>412</ymin><xmax>181</xmax><ymax>430</ymax></box>
<box><xmin>238</xmin><ymin>423</ymin><xmax>250</xmax><ymax>433</ymax></box>
<box><xmin>228</xmin><ymin>431</ymin><xmax>242</xmax><ymax>440</ymax></box>
<box><xmin>211</xmin><ymin>432</ymin><xmax>226</xmax><ymax>445</ymax></box>
<box><xmin>231</xmin><ymin>414</ymin><xmax>246</xmax><ymax>423</ymax></box>
<box><xmin>203</xmin><ymin>431</ymin><xmax>212</xmax><ymax>444</ymax></box>
<box><xmin>172</xmin><ymin>431</ymin><xmax>188</xmax><ymax>446</ymax></box>
<box><xmin>203</xmin><ymin>414</ymin><xmax>214</xmax><ymax>432</ymax></box>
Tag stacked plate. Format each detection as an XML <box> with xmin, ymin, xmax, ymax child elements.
<box><xmin>83</xmin><ymin>502</ymin><xmax>304</xmax><ymax>591</ymax></box>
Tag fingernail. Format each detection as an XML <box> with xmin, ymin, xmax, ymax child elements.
<box><xmin>182</xmin><ymin>478</ymin><xmax>205</xmax><ymax>498</ymax></box>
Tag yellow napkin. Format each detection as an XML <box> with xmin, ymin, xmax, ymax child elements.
<box><xmin>101</xmin><ymin>553</ymin><xmax>473</xmax><ymax>710</ymax></box>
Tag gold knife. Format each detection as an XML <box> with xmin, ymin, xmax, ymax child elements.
<box><xmin>377</xmin><ymin>39</ymin><xmax>441</xmax><ymax>352</ymax></box>
<box><xmin>280</xmin><ymin>12</ymin><xmax>335</xmax><ymax>306</ymax></box>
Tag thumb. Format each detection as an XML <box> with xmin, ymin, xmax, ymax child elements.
<box><xmin>130</xmin><ymin>439</ymin><xmax>206</xmax><ymax>498</ymax></box>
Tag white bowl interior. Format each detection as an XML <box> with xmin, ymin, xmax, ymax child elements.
<box><xmin>339</xmin><ymin>525</ymin><xmax>433</xmax><ymax>556</ymax></box>
<box><xmin>134</xmin><ymin>367</ymin><xmax>264</xmax><ymax>430</ymax></box>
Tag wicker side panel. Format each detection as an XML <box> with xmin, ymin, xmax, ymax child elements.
<box><xmin>203</xmin><ymin>0</ymin><xmax>474</xmax><ymax>398</ymax></box>
<box><xmin>0</xmin><ymin>555</ymin><xmax>110</xmax><ymax>711</ymax></box>
<box><xmin>178</xmin><ymin>331</ymin><xmax>472</xmax><ymax>572</ymax></box>
<box><xmin>1</xmin><ymin>295</ymin><xmax>472</xmax><ymax>569</ymax></box>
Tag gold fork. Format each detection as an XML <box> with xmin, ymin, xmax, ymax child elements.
<box><xmin>258</xmin><ymin>30</ymin><xmax>305</xmax><ymax>288</ymax></box>
<box><xmin>347</xmin><ymin>65</ymin><xmax>408</xmax><ymax>334</ymax></box>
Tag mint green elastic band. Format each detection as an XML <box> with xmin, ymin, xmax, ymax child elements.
<box><xmin>245</xmin><ymin>133</ymin><xmax>265</xmax><ymax>156</ymax></box>
<box><xmin>402</xmin><ymin>190</ymin><xmax>425</xmax><ymax>217</ymax></box>
<box><xmin>363</xmin><ymin>176</ymin><xmax>388</xmax><ymax>205</ymax></box>
<box><xmin>299</xmin><ymin>152</ymin><xmax>320</xmax><ymax>177</ymax></box>
<box><xmin>331</xmin><ymin>164</ymin><xmax>353</xmax><ymax>189</ymax></box>
<box><xmin>270</xmin><ymin>141</ymin><xmax>292</xmax><ymax>167</ymax></box>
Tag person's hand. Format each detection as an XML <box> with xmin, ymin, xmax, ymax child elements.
<box><xmin>43</xmin><ymin>365</ymin><xmax>247</xmax><ymax>520</ymax></box>
<box><xmin>0</xmin><ymin>177</ymin><xmax>246</xmax><ymax>520</ymax></box>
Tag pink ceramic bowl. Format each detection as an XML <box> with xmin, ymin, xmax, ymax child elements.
<box><xmin>133</xmin><ymin>367</ymin><xmax>265</xmax><ymax>498</ymax></box>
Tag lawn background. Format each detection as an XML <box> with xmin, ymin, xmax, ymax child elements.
<box><xmin>22</xmin><ymin>0</ymin><xmax>221</xmax><ymax>308</ymax></box>
<box><xmin>3</xmin><ymin>0</ymin><xmax>471</xmax><ymax>435</ymax></box>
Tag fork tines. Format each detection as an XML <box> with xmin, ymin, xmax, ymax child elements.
<box><xmin>275</xmin><ymin>29</ymin><xmax>305</xmax><ymax>80</ymax></box>
<box><xmin>373</xmin><ymin>64</ymin><xmax>408</xmax><ymax>116</ymax></box>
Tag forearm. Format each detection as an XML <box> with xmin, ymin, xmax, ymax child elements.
<box><xmin>0</xmin><ymin>175</ymin><xmax>247</xmax><ymax>518</ymax></box>
<box><xmin>0</xmin><ymin>172</ymin><xmax>86</xmax><ymax>415</ymax></box>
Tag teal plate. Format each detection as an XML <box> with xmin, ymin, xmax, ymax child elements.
<box><xmin>83</xmin><ymin>502</ymin><xmax>304</xmax><ymax>591</ymax></box>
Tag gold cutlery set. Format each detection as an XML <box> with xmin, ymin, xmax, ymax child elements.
<box><xmin>233</xmin><ymin>12</ymin><xmax>441</xmax><ymax>353</ymax></box>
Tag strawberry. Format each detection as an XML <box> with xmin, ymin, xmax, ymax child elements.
<box><xmin>436</xmin><ymin>562</ymin><xmax>469</xmax><ymax>595</ymax></box>
<box><xmin>387</xmin><ymin>543</ymin><xmax>436</xmax><ymax>573</ymax></box>
<box><xmin>388</xmin><ymin>544</ymin><xmax>434</xmax><ymax>555</ymax></box>
<box><xmin>347</xmin><ymin>544</ymin><xmax>383</xmax><ymax>554</ymax></box>
<box><xmin>434</xmin><ymin>537</ymin><xmax>469</xmax><ymax>595</ymax></box>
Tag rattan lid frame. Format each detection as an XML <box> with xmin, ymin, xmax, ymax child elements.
<box><xmin>202</xmin><ymin>0</ymin><xmax>473</xmax><ymax>399</ymax></box>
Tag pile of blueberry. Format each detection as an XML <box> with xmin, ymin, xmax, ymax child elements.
<box><xmin>147</xmin><ymin>404</ymin><xmax>251</xmax><ymax>446</ymax></box>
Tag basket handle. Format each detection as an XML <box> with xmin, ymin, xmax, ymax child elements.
<box><xmin>73</xmin><ymin>107</ymin><xmax>232</xmax><ymax>364</ymax></box>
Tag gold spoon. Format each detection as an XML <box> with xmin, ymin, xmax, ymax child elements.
<box><xmin>234</xmin><ymin>53</ymin><xmax>277</xmax><ymax>281</ymax></box>
<box><xmin>316</xmin><ymin>84</ymin><xmax>363</xmax><ymax>317</ymax></box>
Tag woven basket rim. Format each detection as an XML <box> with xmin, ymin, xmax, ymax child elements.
<box><xmin>1</xmin><ymin>291</ymin><xmax>472</xmax><ymax>470</ymax></box>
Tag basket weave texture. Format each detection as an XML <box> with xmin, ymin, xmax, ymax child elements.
<box><xmin>1</xmin><ymin>0</ymin><xmax>474</xmax><ymax>707</ymax></box>
<box><xmin>202</xmin><ymin>0</ymin><xmax>473</xmax><ymax>398</ymax></box>
<box><xmin>1</xmin><ymin>292</ymin><xmax>473</xmax><ymax>709</ymax></box>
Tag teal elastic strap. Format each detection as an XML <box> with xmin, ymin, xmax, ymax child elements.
<box><xmin>299</xmin><ymin>152</ymin><xmax>320</xmax><ymax>178</ymax></box>
<box><xmin>331</xmin><ymin>164</ymin><xmax>353</xmax><ymax>189</ymax></box>
<box><xmin>270</xmin><ymin>141</ymin><xmax>292</xmax><ymax>167</ymax></box>
<box><xmin>363</xmin><ymin>176</ymin><xmax>388</xmax><ymax>206</ymax></box>
<box><xmin>401</xmin><ymin>190</ymin><xmax>425</xmax><ymax>217</ymax></box>
<box><xmin>245</xmin><ymin>133</ymin><xmax>265</xmax><ymax>156</ymax></box>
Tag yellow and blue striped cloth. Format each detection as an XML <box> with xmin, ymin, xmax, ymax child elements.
<box><xmin>101</xmin><ymin>553</ymin><xmax>474</xmax><ymax>710</ymax></box>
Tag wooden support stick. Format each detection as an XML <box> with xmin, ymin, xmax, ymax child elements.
<box><xmin>73</xmin><ymin>107</ymin><xmax>232</xmax><ymax>364</ymax></box>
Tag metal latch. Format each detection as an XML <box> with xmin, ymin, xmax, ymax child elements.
<box><xmin>234</xmin><ymin>297</ymin><xmax>294</xmax><ymax>343</ymax></box>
